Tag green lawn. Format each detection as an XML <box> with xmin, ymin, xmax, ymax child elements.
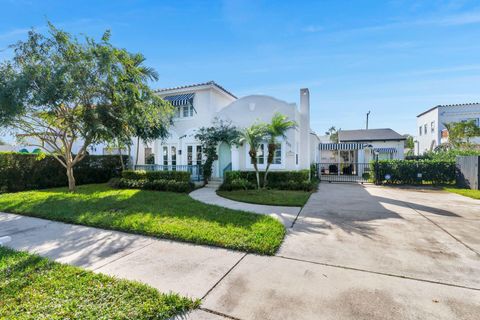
<box><xmin>0</xmin><ymin>184</ymin><xmax>285</xmax><ymax>255</ymax></box>
<box><xmin>216</xmin><ymin>189</ymin><xmax>311</xmax><ymax>207</ymax></box>
<box><xmin>0</xmin><ymin>246</ymin><xmax>197</xmax><ymax>319</ymax></box>
<box><xmin>444</xmin><ymin>187</ymin><xmax>480</xmax><ymax>200</ymax></box>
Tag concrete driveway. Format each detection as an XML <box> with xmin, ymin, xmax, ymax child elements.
<box><xmin>201</xmin><ymin>184</ymin><xmax>480</xmax><ymax>320</ymax></box>
<box><xmin>1</xmin><ymin>184</ymin><xmax>479</xmax><ymax>319</ymax></box>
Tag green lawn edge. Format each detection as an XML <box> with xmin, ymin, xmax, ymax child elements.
<box><xmin>0</xmin><ymin>184</ymin><xmax>285</xmax><ymax>255</ymax></box>
<box><xmin>0</xmin><ymin>246</ymin><xmax>198</xmax><ymax>319</ymax></box>
<box><xmin>443</xmin><ymin>187</ymin><xmax>480</xmax><ymax>200</ymax></box>
<box><xmin>216</xmin><ymin>189</ymin><xmax>311</xmax><ymax>207</ymax></box>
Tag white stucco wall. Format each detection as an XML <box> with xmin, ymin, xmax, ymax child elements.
<box><xmin>133</xmin><ymin>84</ymin><xmax>316</xmax><ymax>177</ymax></box>
<box><xmin>416</xmin><ymin>108</ymin><xmax>439</xmax><ymax>155</ymax></box>
<box><xmin>216</xmin><ymin>94</ymin><xmax>307</xmax><ymax>171</ymax></box>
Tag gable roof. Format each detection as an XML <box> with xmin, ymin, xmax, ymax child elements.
<box><xmin>338</xmin><ymin>128</ymin><xmax>406</xmax><ymax>142</ymax></box>
<box><xmin>417</xmin><ymin>102</ymin><xmax>480</xmax><ymax>118</ymax></box>
<box><xmin>155</xmin><ymin>81</ymin><xmax>237</xmax><ymax>99</ymax></box>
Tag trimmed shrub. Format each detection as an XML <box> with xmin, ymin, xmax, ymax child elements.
<box><xmin>121</xmin><ymin>170</ymin><xmax>191</xmax><ymax>182</ymax></box>
<box><xmin>371</xmin><ymin>160</ymin><xmax>455</xmax><ymax>185</ymax></box>
<box><xmin>115</xmin><ymin>169</ymin><xmax>193</xmax><ymax>192</ymax></box>
<box><xmin>113</xmin><ymin>178</ymin><xmax>193</xmax><ymax>193</ymax></box>
<box><xmin>220</xmin><ymin>170</ymin><xmax>315</xmax><ymax>191</ymax></box>
<box><xmin>0</xmin><ymin>152</ymin><xmax>126</xmax><ymax>193</ymax></box>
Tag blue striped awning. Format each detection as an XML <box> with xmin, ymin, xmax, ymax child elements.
<box><xmin>163</xmin><ymin>93</ymin><xmax>195</xmax><ymax>106</ymax></box>
<box><xmin>319</xmin><ymin>143</ymin><xmax>365</xmax><ymax>150</ymax></box>
<box><xmin>374</xmin><ymin>147</ymin><xmax>397</xmax><ymax>153</ymax></box>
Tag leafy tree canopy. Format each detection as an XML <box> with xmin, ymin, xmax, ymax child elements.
<box><xmin>0</xmin><ymin>23</ymin><xmax>173</xmax><ymax>191</ymax></box>
<box><xmin>443</xmin><ymin>120</ymin><xmax>480</xmax><ymax>148</ymax></box>
<box><xmin>325</xmin><ymin>126</ymin><xmax>339</xmax><ymax>143</ymax></box>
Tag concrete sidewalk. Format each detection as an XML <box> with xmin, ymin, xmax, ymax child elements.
<box><xmin>189</xmin><ymin>187</ymin><xmax>301</xmax><ymax>226</ymax></box>
<box><xmin>0</xmin><ymin>212</ymin><xmax>244</xmax><ymax>300</ymax></box>
<box><xmin>1</xmin><ymin>183</ymin><xmax>480</xmax><ymax>319</ymax></box>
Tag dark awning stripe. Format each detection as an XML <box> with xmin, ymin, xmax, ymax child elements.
<box><xmin>319</xmin><ymin>143</ymin><xmax>365</xmax><ymax>150</ymax></box>
<box><xmin>374</xmin><ymin>147</ymin><xmax>397</xmax><ymax>153</ymax></box>
<box><xmin>163</xmin><ymin>93</ymin><xmax>195</xmax><ymax>106</ymax></box>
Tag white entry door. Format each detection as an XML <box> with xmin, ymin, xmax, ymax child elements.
<box><xmin>186</xmin><ymin>144</ymin><xmax>202</xmax><ymax>166</ymax></box>
<box><xmin>161</xmin><ymin>144</ymin><xmax>177</xmax><ymax>168</ymax></box>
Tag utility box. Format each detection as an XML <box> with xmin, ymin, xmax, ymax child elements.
<box><xmin>456</xmin><ymin>156</ymin><xmax>480</xmax><ymax>190</ymax></box>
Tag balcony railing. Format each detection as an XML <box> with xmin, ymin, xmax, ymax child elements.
<box><xmin>133</xmin><ymin>164</ymin><xmax>203</xmax><ymax>181</ymax></box>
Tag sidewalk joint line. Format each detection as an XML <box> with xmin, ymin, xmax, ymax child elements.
<box><xmin>276</xmin><ymin>255</ymin><xmax>480</xmax><ymax>291</ymax></box>
<box><xmin>201</xmin><ymin>253</ymin><xmax>248</xmax><ymax>300</ymax></box>
<box><xmin>403</xmin><ymin>202</ymin><xmax>480</xmax><ymax>257</ymax></box>
<box><xmin>91</xmin><ymin>241</ymin><xmax>155</xmax><ymax>271</ymax></box>
<box><xmin>290</xmin><ymin>202</ymin><xmax>307</xmax><ymax>228</ymax></box>
<box><xmin>199</xmin><ymin>307</ymin><xmax>243</xmax><ymax>320</ymax></box>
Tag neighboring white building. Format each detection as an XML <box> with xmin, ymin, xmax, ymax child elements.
<box><xmin>317</xmin><ymin>128</ymin><xmax>405</xmax><ymax>179</ymax></box>
<box><xmin>14</xmin><ymin>134</ymin><xmax>108</xmax><ymax>155</ymax></box>
<box><xmin>0</xmin><ymin>144</ymin><xmax>15</xmax><ymax>152</ymax></box>
<box><xmin>319</xmin><ymin>128</ymin><xmax>405</xmax><ymax>163</ymax></box>
<box><xmin>134</xmin><ymin>81</ymin><xmax>317</xmax><ymax>179</ymax></box>
<box><xmin>415</xmin><ymin>103</ymin><xmax>480</xmax><ymax>155</ymax></box>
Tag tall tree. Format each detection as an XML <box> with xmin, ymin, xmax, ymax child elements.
<box><xmin>404</xmin><ymin>135</ymin><xmax>414</xmax><ymax>149</ymax></box>
<box><xmin>264</xmin><ymin>113</ymin><xmax>296</xmax><ymax>187</ymax></box>
<box><xmin>239</xmin><ymin>123</ymin><xmax>268</xmax><ymax>189</ymax></box>
<box><xmin>0</xmin><ymin>23</ymin><xmax>173</xmax><ymax>191</ymax></box>
<box><xmin>325</xmin><ymin>126</ymin><xmax>339</xmax><ymax>143</ymax></box>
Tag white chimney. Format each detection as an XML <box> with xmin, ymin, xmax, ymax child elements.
<box><xmin>299</xmin><ymin>88</ymin><xmax>311</xmax><ymax>169</ymax></box>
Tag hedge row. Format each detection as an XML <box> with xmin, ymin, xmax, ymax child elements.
<box><xmin>122</xmin><ymin>170</ymin><xmax>190</xmax><ymax>182</ymax></box>
<box><xmin>0</xmin><ymin>152</ymin><xmax>126</xmax><ymax>193</ymax></box>
<box><xmin>224</xmin><ymin>170</ymin><xmax>310</xmax><ymax>185</ymax></box>
<box><xmin>110</xmin><ymin>178</ymin><xmax>193</xmax><ymax>193</ymax></box>
<box><xmin>371</xmin><ymin>160</ymin><xmax>456</xmax><ymax>185</ymax></box>
<box><xmin>220</xmin><ymin>170</ymin><xmax>316</xmax><ymax>191</ymax></box>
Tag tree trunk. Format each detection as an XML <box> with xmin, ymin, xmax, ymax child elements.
<box><xmin>119</xmin><ymin>147</ymin><xmax>125</xmax><ymax>170</ymax></box>
<box><xmin>66</xmin><ymin>165</ymin><xmax>76</xmax><ymax>192</ymax></box>
<box><xmin>253</xmin><ymin>163</ymin><xmax>261</xmax><ymax>189</ymax></box>
<box><xmin>127</xmin><ymin>145</ymin><xmax>132</xmax><ymax>169</ymax></box>
<box><xmin>249</xmin><ymin>148</ymin><xmax>260</xmax><ymax>189</ymax></box>
<box><xmin>135</xmin><ymin>137</ymin><xmax>140</xmax><ymax>166</ymax></box>
<box><xmin>263</xmin><ymin>143</ymin><xmax>276</xmax><ymax>188</ymax></box>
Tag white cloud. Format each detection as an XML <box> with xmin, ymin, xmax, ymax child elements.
<box><xmin>0</xmin><ymin>28</ymin><xmax>30</xmax><ymax>40</ymax></box>
<box><xmin>437</xmin><ymin>11</ymin><xmax>480</xmax><ymax>25</ymax></box>
<box><xmin>302</xmin><ymin>25</ymin><xmax>323</xmax><ymax>33</ymax></box>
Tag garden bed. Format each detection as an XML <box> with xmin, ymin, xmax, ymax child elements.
<box><xmin>0</xmin><ymin>246</ymin><xmax>197</xmax><ymax>319</ymax></box>
<box><xmin>0</xmin><ymin>184</ymin><xmax>285</xmax><ymax>255</ymax></box>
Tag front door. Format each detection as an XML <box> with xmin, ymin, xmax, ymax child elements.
<box><xmin>162</xmin><ymin>144</ymin><xmax>177</xmax><ymax>169</ymax></box>
<box><xmin>186</xmin><ymin>144</ymin><xmax>202</xmax><ymax>166</ymax></box>
<box><xmin>218</xmin><ymin>142</ymin><xmax>231</xmax><ymax>178</ymax></box>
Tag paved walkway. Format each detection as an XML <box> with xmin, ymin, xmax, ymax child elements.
<box><xmin>1</xmin><ymin>184</ymin><xmax>480</xmax><ymax>319</ymax></box>
<box><xmin>189</xmin><ymin>187</ymin><xmax>301</xmax><ymax>226</ymax></box>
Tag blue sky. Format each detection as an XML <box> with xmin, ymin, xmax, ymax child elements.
<box><xmin>1</xmin><ymin>0</ymin><xmax>480</xmax><ymax>139</ymax></box>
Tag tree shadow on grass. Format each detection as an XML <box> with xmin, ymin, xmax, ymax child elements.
<box><xmin>0</xmin><ymin>184</ymin><xmax>284</xmax><ymax>255</ymax></box>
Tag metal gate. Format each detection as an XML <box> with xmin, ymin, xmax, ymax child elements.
<box><xmin>315</xmin><ymin>163</ymin><xmax>371</xmax><ymax>183</ymax></box>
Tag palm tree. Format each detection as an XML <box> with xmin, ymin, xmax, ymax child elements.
<box><xmin>264</xmin><ymin>113</ymin><xmax>297</xmax><ymax>187</ymax></box>
<box><xmin>239</xmin><ymin>123</ymin><xmax>268</xmax><ymax>189</ymax></box>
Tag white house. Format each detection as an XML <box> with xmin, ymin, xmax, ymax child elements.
<box><xmin>319</xmin><ymin>128</ymin><xmax>405</xmax><ymax>163</ymax></box>
<box><xmin>415</xmin><ymin>103</ymin><xmax>480</xmax><ymax>155</ymax></box>
<box><xmin>133</xmin><ymin>81</ymin><xmax>317</xmax><ymax>180</ymax></box>
<box><xmin>317</xmin><ymin>128</ymin><xmax>405</xmax><ymax>178</ymax></box>
<box><xmin>14</xmin><ymin>134</ymin><xmax>108</xmax><ymax>155</ymax></box>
